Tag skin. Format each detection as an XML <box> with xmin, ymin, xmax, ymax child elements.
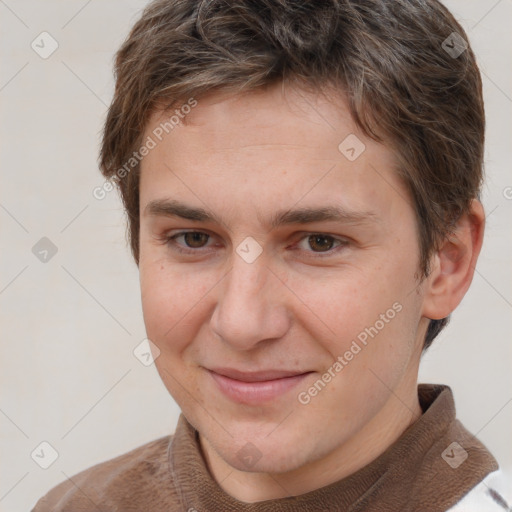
<box><xmin>137</xmin><ymin>82</ymin><xmax>485</xmax><ymax>502</ymax></box>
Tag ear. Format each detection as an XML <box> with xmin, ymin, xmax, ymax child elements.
<box><xmin>421</xmin><ymin>199</ymin><xmax>485</xmax><ymax>320</ymax></box>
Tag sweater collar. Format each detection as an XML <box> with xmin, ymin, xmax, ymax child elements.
<box><xmin>168</xmin><ymin>384</ymin><xmax>498</xmax><ymax>511</ymax></box>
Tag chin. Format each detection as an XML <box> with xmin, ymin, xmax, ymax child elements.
<box><xmin>215</xmin><ymin>426</ymin><xmax>315</xmax><ymax>474</ymax></box>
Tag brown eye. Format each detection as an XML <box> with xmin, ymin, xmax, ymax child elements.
<box><xmin>308</xmin><ymin>234</ymin><xmax>335</xmax><ymax>252</ymax></box>
<box><xmin>182</xmin><ymin>232</ymin><xmax>209</xmax><ymax>248</ymax></box>
<box><xmin>164</xmin><ymin>230</ymin><xmax>217</xmax><ymax>256</ymax></box>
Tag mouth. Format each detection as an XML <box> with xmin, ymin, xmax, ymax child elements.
<box><xmin>206</xmin><ymin>367</ymin><xmax>314</xmax><ymax>404</ymax></box>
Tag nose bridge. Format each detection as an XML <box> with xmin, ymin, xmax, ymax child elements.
<box><xmin>228</xmin><ymin>258</ymin><xmax>263</xmax><ymax>305</ymax></box>
<box><xmin>211</xmin><ymin>253</ymin><xmax>288</xmax><ymax>350</ymax></box>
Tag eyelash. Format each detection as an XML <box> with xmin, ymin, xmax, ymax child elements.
<box><xmin>162</xmin><ymin>230</ymin><xmax>349</xmax><ymax>258</ymax></box>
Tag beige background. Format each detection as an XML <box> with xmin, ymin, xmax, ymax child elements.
<box><xmin>1</xmin><ymin>1</ymin><xmax>511</xmax><ymax>510</ymax></box>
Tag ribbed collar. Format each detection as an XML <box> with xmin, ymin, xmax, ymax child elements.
<box><xmin>168</xmin><ymin>384</ymin><xmax>498</xmax><ymax>511</ymax></box>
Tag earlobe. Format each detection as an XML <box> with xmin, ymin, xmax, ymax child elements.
<box><xmin>421</xmin><ymin>199</ymin><xmax>485</xmax><ymax>321</ymax></box>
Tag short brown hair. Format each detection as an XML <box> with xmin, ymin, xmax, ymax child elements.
<box><xmin>99</xmin><ymin>0</ymin><xmax>485</xmax><ymax>350</ymax></box>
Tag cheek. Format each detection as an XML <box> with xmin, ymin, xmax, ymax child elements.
<box><xmin>286</xmin><ymin>261</ymin><xmax>420</xmax><ymax>372</ymax></box>
<box><xmin>139</xmin><ymin>261</ymin><xmax>214</xmax><ymax>406</ymax></box>
<box><xmin>298</xmin><ymin>299</ymin><xmax>419</xmax><ymax>429</ymax></box>
<box><xmin>140</xmin><ymin>260</ymin><xmax>212</xmax><ymax>353</ymax></box>
<box><xmin>284</xmin><ymin>268</ymin><xmax>391</xmax><ymax>345</ymax></box>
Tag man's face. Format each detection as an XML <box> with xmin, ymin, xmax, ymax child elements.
<box><xmin>138</xmin><ymin>84</ymin><xmax>427</xmax><ymax>478</ymax></box>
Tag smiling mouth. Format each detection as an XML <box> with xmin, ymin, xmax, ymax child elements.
<box><xmin>206</xmin><ymin>368</ymin><xmax>314</xmax><ymax>404</ymax></box>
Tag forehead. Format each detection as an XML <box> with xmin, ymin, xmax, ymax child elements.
<box><xmin>139</xmin><ymin>84</ymin><xmax>411</xmax><ymax>225</ymax></box>
<box><xmin>146</xmin><ymin>84</ymin><xmax>358</xmax><ymax>150</ymax></box>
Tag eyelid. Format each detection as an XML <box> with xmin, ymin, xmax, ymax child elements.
<box><xmin>163</xmin><ymin>230</ymin><xmax>350</xmax><ymax>257</ymax></box>
<box><xmin>291</xmin><ymin>232</ymin><xmax>350</xmax><ymax>256</ymax></box>
<box><xmin>164</xmin><ymin>230</ymin><xmax>216</xmax><ymax>255</ymax></box>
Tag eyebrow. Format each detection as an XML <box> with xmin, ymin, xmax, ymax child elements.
<box><xmin>144</xmin><ymin>198</ymin><xmax>379</xmax><ymax>230</ymax></box>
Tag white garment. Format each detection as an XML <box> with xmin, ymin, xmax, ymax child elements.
<box><xmin>447</xmin><ymin>470</ymin><xmax>512</xmax><ymax>511</ymax></box>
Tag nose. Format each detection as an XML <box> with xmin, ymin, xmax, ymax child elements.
<box><xmin>210</xmin><ymin>252</ymin><xmax>291</xmax><ymax>351</ymax></box>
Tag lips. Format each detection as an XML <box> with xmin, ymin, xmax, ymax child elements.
<box><xmin>206</xmin><ymin>367</ymin><xmax>313</xmax><ymax>404</ymax></box>
<box><xmin>208</xmin><ymin>367</ymin><xmax>310</xmax><ymax>382</ymax></box>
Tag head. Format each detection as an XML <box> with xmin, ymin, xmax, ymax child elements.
<box><xmin>98</xmin><ymin>0</ymin><xmax>485</xmax><ymax>488</ymax></box>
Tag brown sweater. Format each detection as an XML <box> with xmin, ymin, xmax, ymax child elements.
<box><xmin>32</xmin><ymin>384</ymin><xmax>498</xmax><ymax>512</ymax></box>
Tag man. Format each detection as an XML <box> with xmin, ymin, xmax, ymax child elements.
<box><xmin>33</xmin><ymin>0</ymin><xmax>507</xmax><ymax>510</ymax></box>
